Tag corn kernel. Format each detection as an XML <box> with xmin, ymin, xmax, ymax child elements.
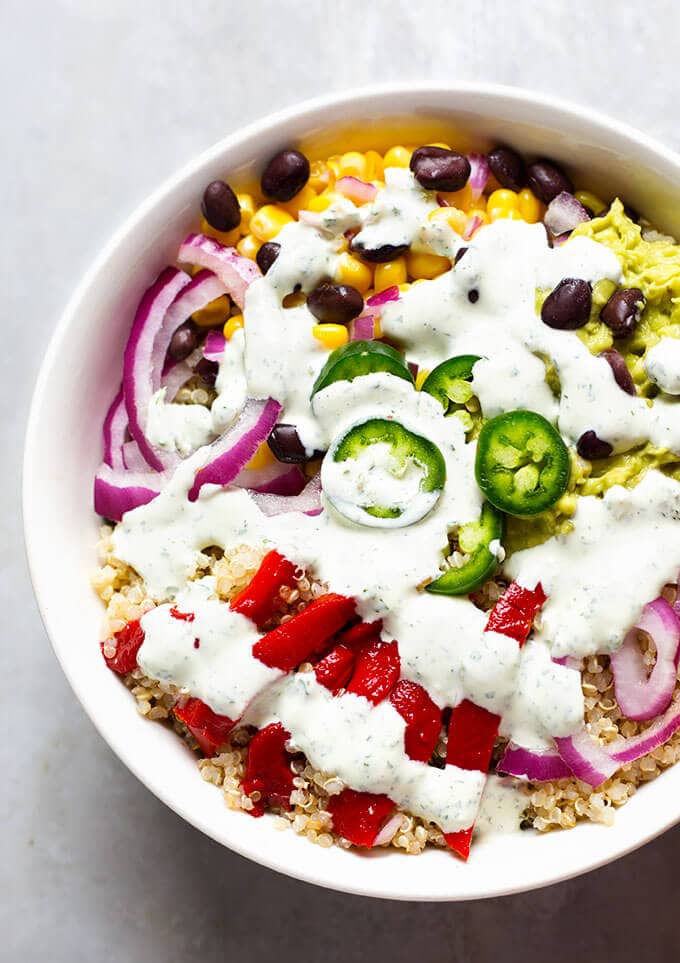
<box><xmin>281</xmin><ymin>184</ymin><xmax>317</xmax><ymax>217</ymax></box>
<box><xmin>249</xmin><ymin>204</ymin><xmax>294</xmax><ymax>242</ymax></box>
<box><xmin>338</xmin><ymin>151</ymin><xmax>368</xmax><ymax>179</ymax></box>
<box><xmin>246</xmin><ymin>440</ymin><xmax>277</xmax><ymax>470</ymax></box>
<box><xmin>428</xmin><ymin>206</ymin><xmax>468</xmax><ymax>236</ymax></box>
<box><xmin>438</xmin><ymin>182</ymin><xmax>475</xmax><ymax>212</ymax></box>
<box><xmin>383</xmin><ymin>145</ymin><xmax>412</xmax><ymax>169</ymax></box>
<box><xmin>489</xmin><ymin>206</ymin><xmax>522</xmax><ymax>222</ymax></box>
<box><xmin>374</xmin><ymin>257</ymin><xmax>408</xmax><ymax>292</ymax></box>
<box><xmin>428</xmin><ymin>142</ymin><xmax>452</xmax><ymax>150</ymax></box>
<box><xmin>517</xmin><ymin>188</ymin><xmax>543</xmax><ymax>224</ymax></box>
<box><xmin>364</xmin><ymin>150</ymin><xmax>384</xmax><ymax>181</ymax></box>
<box><xmin>223</xmin><ymin>314</ymin><xmax>244</xmax><ymax>339</ymax></box>
<box><xmin>335</xmin><ymin>253</ymin><xmax>373</xmax><ymax>293</ymax></box>
<box><xmin>406</xmin><ymin>251</ymin><xmax>450</xmax><ymax>280</ymax></box>
<box><xmin>193</xmin><ymin>295</ymin><xmax>232</xmax><ymax>328</ymax></box>
<box><xmin>306</xmin><ymin>191</ymin><xmax>343</xmax><ymax>213</ymax></box>
<box><xmin>200</xmin><ymin>217</ymin><xmax>240</xmax><ymax>247</ymax></box>
<box><xmin>327</xmin><ymin>158</ymin><xmax>341</xmax><ymax>179</ymax></box>
<box><xmin>466</xmin><ymin>208</ymin><xmax>490</xmax><ymax>236</ymax></box>
<box><xmin>312</xmin><ymin>323</ymin><xmax>349</xmax><ymax>349</ymax></box>
<box><xmin>575</xmin><ymin>190</ymin><xmax>607</xmax><ymax>215</ymax></box>
<box><xmin>236</xmin><ymin>234</ymin><xmax>261</xmax><ymax>260</ymax></box>
<box><xmin>487</xmin><ymin>189</ymin><xmax>519</xmax><ymax>213</ymax></box>
<box><xmin>415</xmin><ymin>369</ymin><xmax>431</xmax><ymax>390</ymax></box>
<box><xmin>236</xmin><ymin>193</ymin><xmax>256</xmax><ymax>233</ymax></box>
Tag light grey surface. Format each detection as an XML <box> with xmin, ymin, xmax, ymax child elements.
<box><xmin>4</xmin><ymin>0</ymin><xmax>680</xmax><ymax>959</ymax></box>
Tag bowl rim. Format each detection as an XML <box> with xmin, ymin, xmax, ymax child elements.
<box><xmin>23</xmin><ymin>81</ymin><xmax>680</xmax><ymax>901</ymax></box>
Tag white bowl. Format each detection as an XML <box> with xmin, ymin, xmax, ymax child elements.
<box><xmin>24</xmin><ymin>83</ymin><xmax>680</xmax><ymax>901</ymax></box>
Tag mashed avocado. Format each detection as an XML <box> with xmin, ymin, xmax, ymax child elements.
<box><xmin>506</xmin><ymin>200</ymin><xmax>680</xmax><ymax>556</ymax></box>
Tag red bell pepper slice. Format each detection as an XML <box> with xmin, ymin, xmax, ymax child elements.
<box><xmin>389</xmin><ymin>679</ymin><xmax>442</xmax><ymax>763</ymax></box>
<box><xmin>241</xmin><ymin>722</ymin><xmax>295</xmax><ymax>816</ymax></box>
<box><xmin>101</xmin><ymin>619</ymin><xmax>145</xmax><ymax>674</ymax></box>
<box><xmin>327</xmin><ymin>788</ymin><xmax>396</xmax><ymax>847</ymax></box>
<box><xmin>173</xmin><ymin>697</ymin><xmax>235</xmax><ymax>756</ymax></box>
<box><xmin>346</xmin><ymin>639</ymin><xmax>401</xmax><ymax>705</ymax></box>
<box><xmin>444</xmin><ymin>581</ymin><xmax>546</xmax><ymax>861</ymax></box>
<box><xmin>253</xmin><ymin>593</ymin><xmax>356</xmax><ymax>671</ymax></box>
<box><xmin>334</xmin><ymin>619</ymin><xmax>383</xmax><ymax>651</ymax></box>
<box><xmin>230</xmin><ymin>550</ymin><xmax>298</xmax><ymax>628</ymax></box>
<box><xmin>314</xmin><ymin>643</ymin><xmax>356</xmax><ymax>693</ymax></box>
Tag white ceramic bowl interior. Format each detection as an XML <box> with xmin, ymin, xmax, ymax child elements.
<box><xmin>24</xmin><ymin>84</ymin><xmax>680</xmax><ymax>901</ymax></box>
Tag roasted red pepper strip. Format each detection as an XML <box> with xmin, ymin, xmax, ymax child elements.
<box><xmin>101</xmin><ymin>619</ymin><xmax>145</xmax><ymax>674</ymax></box>
<box><xmin>444</xmin><ymin>581</ymin><xmax>546</xmax><ymax>861</ymax></box>
<box><xmin>230</xmin><ymin>550</ymin><xmax>298</xmax><ymax>628</ymax></box>
<box><xmin>334</xmin><ymin>619</ymin><xmax>383</xmax><ymax>651</ymax></box>
<box><xmin>314</xmin><ymin>643</ymin><xmax>356</xmax><ymax>693</ymax></box>
<box><xmin>346</xmin><ymin>639</ymin><xmax>401</xmax><ymax>705</ymax></box>
<box><xmin>327</xmin><ymin>788</ymin><xmax>396</xmax><ymax>847</ymax></box>
<box><xmin>241</xmin><ymin>722</ymin><xmax>295</xmax><ymax>816</ymax></box>
<box><xmin>174</xmin><ymin>697</ymin><xmax>235</xmax><ymax>756</ymax></box>
<box><xmin>389</xmin><ymin>679</ymin><xmax>442</xmax><ymax>763</ymax></box>
<box><xmin>253</xmin><ymin>593</ymin><xmax>356</xmax><ymax>671</ymax></box>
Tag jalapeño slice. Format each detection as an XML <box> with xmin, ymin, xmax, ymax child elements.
<box><xmin>421</xmin><ymin>355</ymin><xmax>482</xmax><ymax>435</ymax></box>
<box><xmin>475</xmin><ymin>410</ymin><xmax>570</xmax><ymax>517</ymax></box>
<box><xmin>426</xmin><ymin>502</ymin><xmax>505</xmax><ymax>596</ymax></box>
<box><xmin>324</xmin><ymin>418</ymin><xmax>446</xmax><ymax>528</ymax></box>
<box><xmin>311</xmin><ymin>340</ymin><xmax>413</xmax><ymax>397</ymax></box>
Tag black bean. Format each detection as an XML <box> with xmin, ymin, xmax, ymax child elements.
<box><xmin>409</xmin><ymin>146</ymin><xmax>471</xmax><ymax>192</ymax></box>
<box><xmin>307</xmin><ymin>283</ymin><xmax>364</xmax><ymax>324</ymax></box>
<box><xmin>256</xmin><ymin>241</ymin><xmax>281</xmax><ymax>275</ymax></box>
<box><xmin>541</xmin><ymin>278</ymin><xmax>592</xmax><ymax>330</ymax></box>
<box><xmin>194</xmin><ymin>358</ymin><xmax>219</xmax><ymax>387</ymax></box>
<box><xmin>267</xmin><ymin>424</ymin><xmax>317</xmax><ymax>463</ymax></box>
<box><xmin>168</xmin><ymin>321</ymin><xmax>198</xmax><ymax>362</ymax></box>
<box><xmin>577</xmin><ymin>430</ymin><xmax>613</xmax><ymax>460</ymax></box>
<box><xmin>526</xmin><ymin>159</ymin><xmax>574</xmax><ymax>204</ymax></box>
<box><xmin>350</xmin><ymin>239</ymin><xmax>410</xmax><ymax>263</ymax></box>
<box><xmin>201</xmin><ymin>180</ymin><xmax>241</xmax><ymax>232</ymax></box>
<box><xmin>600</xmin><ymin>288</ymin><xmax>645</xmax><ymax>339</ymax></box>
<box><xmin>599</xmin><ymin>348</ymin><xmax>636</xmax><ymax>395</ymax></box>
<box><xmin>488</xmin><ymin>146</ymin><xmax>526</xmax><ymax>192</ymax></box>
<box><xmin>468</xmin><ymin>289</ymin><xmax>479</xmax><ymax>304</ymax></box>
<box><xmin>261</xmin><ymin>149</ymin><xmax>310</xmax><ymax>201</ymax></box>
<box><xmin>454</xmin><ymin>246</ymin><xmax>468</xmax><ymax>265</ymax></box>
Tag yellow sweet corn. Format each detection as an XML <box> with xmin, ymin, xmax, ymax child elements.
<box><xmin>246</xmin><ymin>440</ymin><xmax>277</xmax><ymax>470</ymax></box>
<box><xmin>200</xmin><ymin>217</ymin><xmax>240</xmax><ymax>247</ymax></box>
<box><xmin>406</xmin><ymin>251</ymin><xmax>450</xmax><ymax>280</ymax></box>
<box><xmin>223</xmin><ymin>314</ymin><xmax>244</xmax><ymax>339</ymax></box>
<box><xmin>488</xmin><ymin>207</ymin><xmax>523</xmax><ymax>222</ymax></box>
<box><xmin>374</xmin><ymin>257</ymin><xmax>408</xmax><ymax>292</ymax></box>
<box><xmin>338</xmin><ymin>151</ymin><xmax>368</xmax><ymax>179</ymax></box>
<box><xmin>364</xmin><ymin>150</ymin><xmax>384</xmax><ymax>181</ymax></box>
<box><xmin>428</xmin><ymin>206</ymin><xmax>468</xmax><ymax>236</ymax></box>
<box><xmin>383</xmin><ymin>145</ymin><xmax>412</xmax><ymax>169</ymax></box>
<box><xmin>236</xmin><ymin>234</ymin><xmax>261</xmax><ymax>260</ymax></box>
<box><xmin>312</xmin><ymin>323</ymin><xmax>349</xmax><ymax>349</ymax></box>
<box><xmin>335</xmin><ymin>253</ymin><xmax>373</xmax><ymax>293</ymax></box>
<box><xmin>487</xmin><ymin>189</ymin><xmax>519</xmax><ymax>213</ymax></box>
<box><xmin>307</xmin><ymin>192</ymin><xmax>340</xmax><ymax>213</ymax></box>
<box><xmin>575</xmin><ymin>190</ymin><xmax>607</xmax><ymax>215</ymax></box>
<box><xmin>517</xmin><ymin>188</ymin><xmax>543</xmax><ymax>224</ymax></box>
<box><xmin>281</xmin><ymin>184</ymin><xmax>317</xmax><ymax>217</ymax></box>
<box><xmin>193</xmin><ymin>295</ymin><xmax>232</xmax><ymax>328</ymax></box>
<box><xmin>308</xmin><ymin>159</ymin><xmax>333</xmax><ymax>192</ymax></box>
<box><xmin>236</xmin><ymin>193</ymin><xmax>256</xmax><ymax>233</ymax></box>
<box><xmin>250</xmin><ymin>204</ymin><xmax>294</xmax><ymax>242</ymax></box>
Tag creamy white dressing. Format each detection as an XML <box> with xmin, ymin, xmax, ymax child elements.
<box><xmin>645</xmin><ymin>337</ymin><xmax>680</xmax><ymax>395</ymax></box>
<box><xmin>475</xmin><ymin>775</ymin><xmax>527</xmax><ymax>837</ymax></box>
<box><xmin>507</xmin><ymin>470</ymin><xmax>680</xmax><ymax>658</ymax></box>
<box><xmin>145</xmin><ymin>387</ymin><xmax>216</xmax><ymax>456</ymax></box>
<box><xmin>108</xmin><ymin>168</ymin><xmax>680</xmax><ymax>834</ymax></box>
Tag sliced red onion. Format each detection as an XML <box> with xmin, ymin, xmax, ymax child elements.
<box><xmin>554</xmin><ymin>727</ymin><xmax>618</xmax><ymax>788</ymax></box>
<box><xmin>366</xmin><ymin>286</ymin><xmax>400</xmax><ymax>309</ymax></box>
<box><xmin>121</xmin><ymin>441</ymin><xmax>151</xmax><ymax>472</ymax></box>
<box><xmin>468</xmin><ymin>153</ymin><xmax>489</xmax><ymax>201</ymax></box>
<box><xmin>497</xmin><ymin>743</ymin><xmax>572</xmax><ymax>781</ymax></box>
<box><xmin>348</xmin><ymin>312</ymin><xmax>379</xmax><ymax>342</ymax></box>
<box><xmin>553</xmin><ymin>655</ymin><xmax>582</xmax><ymax>672</ymax></box>
<box><xmin>123</xmin><ymin>267</ymin><xmax>192</xmax><ymax>472</ymax></box>
<box><xmin>373</xmin><ymin>813</ymin><xmax>403</xmax><ymax>846</ymax></box>
<box><xmin>544</xmin><ymin>192</ymin><xmax>589</xmax><ymax>236</ymax></box>
<box><xmin>151</xmin><ymin>270</ymin><xmax>227</xmax><ymax>392</ymax></box>
<box><xmin>298</xmin><ymin>210</ymin><xmax>326</xmax><ymax>230</ymax></box>
<box><xmin>611</xmin><ymin>597</ymin><xmax>680</xmax><ymax>721</ymax></box>
<box><xmin>463</xmin><ymin>214</ymin><xmax>484</xmax><ymax>241</ymax></box>
<box><xmin>178</xmin><ymin>234</ymin><xmax>261</xmax><ymax>309</ymax></box>
<box><xmin>234</xmin><ymin>461</ymin><xmax>306</xmax><ymax>496</ymax></box>
<box><xmin>94</xmin><ymin>464</ymin><xmax>166</xmax><ymax>521</ymax></box>
<box><xmin>609</xmin><ymin>698</ymin><xmax>680</xmax><ymax>764</ymax></box>
<box><xmin>250</xmin><ymin>473</ymin><xmax>322</xmax><ymax>516</ymax></box>
<box><xmin>203</xmin><ymin>330</ymin><xmax>226</xmax><ymax>362</ymax></box>
<box><xmin>335</xmin><ymin>176</ymin><xmax>377</xmax><ymax>204</ymax></box>
<box><xmin>161</xmin><ymin>359</ymin><xmax>194</xmax><ymax>401</ymax></box>
<box><xmin>187</xmin><ymin>398</ymin><xmax>281</xmax><ymax>502</ymax></box>
<box><xmin>102</xmin><ymin>387</ymin><xmax>127</xmax><ymax>471</ymax></box>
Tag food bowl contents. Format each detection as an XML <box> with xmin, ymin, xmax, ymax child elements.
<box><xmin>91</xmin><ymin>136</ymin><xmax>680</xmax><ymax>861</ymax></box>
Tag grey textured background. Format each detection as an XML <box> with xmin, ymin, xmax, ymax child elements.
<box><xmin>4</xmin><ymin>1</ymin><xmax>680</xmax><ymax>960</ymax></box>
